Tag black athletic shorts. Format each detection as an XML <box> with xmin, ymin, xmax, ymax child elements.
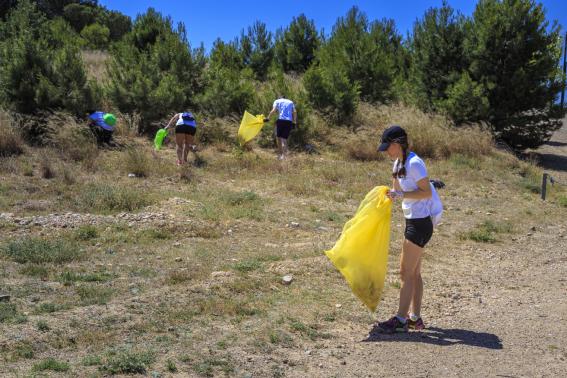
<box><xmin>276</xmin><ymin>119</ymin><xmax>293</xmax><ymax>139</ymax></box>
<box><xmin>404</xmin><ymin>217</ymin><xmax>433</xmax><ymax>248</ymax></box>
<box><xmin>175</xmin><ymin>124</ymin><xmax>196</xmax><ymax>135</ymax></box>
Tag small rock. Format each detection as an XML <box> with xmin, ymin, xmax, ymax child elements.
<box><xmin>305</xmin><ymin>350</ymin><xmax>312</xmax><ymax>356</ymax></box>
<box><xmin>128</xmin><ymin>173</ymin><xmax>136</xmax><ymax>178</ymax></box>
<box><xmin>227</xmin><ymin>229</ymin><xmax>233</xmax><ymax>234</ymax></box>
<box><xmin>318</xmin><ymin>363</ymin><xmax>323</xmax><ymax>368</ymax></box>
<box><xmin>30</xmin><ymin>296</ymin><xmax>40</xmax><ymax>303</ymax></box>
<box><xmin>290</xmin><ymin>222</ymin><xmax>300</xmax><ymax>228</ymax></box>
<box><xmin>0</xmin><ymin>294</ymin><xmax>10</xmax><ymax>302</ymax></box>
<box><xmin>173</xmin><ymin>242</ymin><xmax>181</xmax><ymax>247</ymax></box>
<box><xmin>282</xmin><ymin>275</ymin><xmax>293</xmax><ymax>285</ymax></box>
<box><xmin>175</xmin><ymin>257</ymin><xmax>182</xmax><ymax>262</ymax></box>
<box><xmin>530</xmin><ymin>226</ymin><xmax>536</xmax><ymax>231</ymax></box>
<box><xmin>156</xmin><ymin>256</ymin><xmax>162</xmax><ymax>260</ymax></box>
<box><xmin>341</xmin><ymin>361</ymin><xmax>346</xmax><ymax>365</ymax></box>
<box><xmin>168</xmin><ymin>326</ymin><xmax>175</xmax><ymax>332</ymax></box>
<box><xmin>527</xmin><ymin>233</ymin><xmax>533</xmax><ymax>236</ymax></box>
<box><xmin>335</xmin><ymin>303</ymin><xmax>342</xmax><ymax>309</ymax></box>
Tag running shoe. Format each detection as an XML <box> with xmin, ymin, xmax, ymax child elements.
<box><xmin>377</xmin><ymin>316</ymin><xmax>408</xmax><ymax>333</ymax></box>
<box><xmin>407</xmin><ymin>316</ymin><xmax>425</xmax><ymax>331</ymax></box>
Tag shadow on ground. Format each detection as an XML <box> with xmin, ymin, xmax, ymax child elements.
<box><xmin>528</xmin><ymin>152</ymin><xmax>567</xmax><ymax>173</ymax></box>
<box><xmin>363</xmin><ymin>325</ymin><xmax>503</xmax><ymax>350</ymax></box>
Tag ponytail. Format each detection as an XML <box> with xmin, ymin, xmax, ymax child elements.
<box><xmin>392</xmin><ymin>138</ymin><xmax>409</xmax><ymax>179</ymax></box>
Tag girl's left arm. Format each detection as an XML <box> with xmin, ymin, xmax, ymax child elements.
<box><xmin>402</xmin><ymin>177</ymin><xmax>432</xmax><ymax>200</ymax></box>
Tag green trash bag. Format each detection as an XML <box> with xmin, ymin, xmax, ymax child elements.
<box><xmin>154</xmin><ymin>129</ymin><xmax>168</xmax><ymax>151</ymax></box>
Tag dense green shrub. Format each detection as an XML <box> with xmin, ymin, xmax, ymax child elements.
<box><xmin>0</xmin><ymin>0</ymin><xmax>99</xmax><ymax>119</ymax></box>
<box><xmin>106</xmin><ymin>8</ymin><xmax>205</xmax><ymax>133</ymax></box>
<box><xmin>81</xmin><ymin>22</ymin><xmax>110</xmax><ymax>49</ymax></box>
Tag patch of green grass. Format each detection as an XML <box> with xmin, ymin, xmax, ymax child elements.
<box><xmin>99</xmin><ymin>349</ymin><xmax>155</xmax><ymax>375</ymax></box>
<box><xmin>82</xmin><ymin>354</ymin><xmax>102</xmax><ymax>366</ymax></box>
<box><xmin>207</xmin><ymin>190</ymin><xmax>266</xmax><ymax>221</ymax></box>
<box><xmin>232</xmin><ymin>259</ymin><xmax>262</xmax><ymax>273</ymax></box>
<box><xmin>34</xmin><ymin>302</ymin><xmax>67</xmax><ymax>314</ymax></box>
<box><xmin>323</xmin><ymin>313</ymin><xmax>336</xmax><ymax>322</ymax></box>
<box><xmin>143</xmin><ymin>227</ymin><xmax>172</xmax><ymax>240</ymax></box>
<box><xmin>2</xmin><ymin>237</ymin><xmax>83</xmax><ymax>264</ymax></box>
<box><xmin>76</xmin><ymin>285</ymin><xmax>114</xmax><ymax>306</ymax></box>
<box><xmin>450</xmin><ymin>154</ymin><xmax>482</xmax><ymax>170</ymax></box>
<box><xmin>32</xmin><ymin>358</ymin><xmax>70</xmax><ymax>372</ymax></box>
<box><xmin>36</xmin><ymin>320</ymin><xmax>50</xmax><ymax>332</ymax></box>
<box><xmin>323</xmin><ymin>210</ymin><xmax>344</xmax><ymax>223</ymax></box>
<box><xmin>76</xmin><ymin>183</ymin><xmax>152</xmax><ymax>213</ymax></box>
<box><xmin>459</xmin><ymin>220</ymin><xmax>514</xmax><ymax>243</ymax></box>
<box><xmin>59</xmin><ymin>270</ymin><xmax>115</xmax><ymax>286</ymax></box>
<box><xmin>223</xmin><ymin>190</ymin><xmax>260</xmax><ymax>206</ymax></box>
<box><xmin>18</xmin><ymin>264</ymin><xmax>50</xmax><ymax>278</ymax></box>
<box><xmin>166</xmin><ymin>359</ymin><xmax>178</xmax><ymax>372</ymax></box>
<box><xmin>200</xmin><ymin>204</ymin><xmax>221</xmax><ymax>221</ymax></box>
<box><xmin>289</xmin><ymin>318</ymin><xmax>331</xmax><ymax>341</ymax></box>
<box><xmin>0</xmin><ymin>303</ymin><xmax>27</xmax><ymax>324</ymax></box>
<box><xmin>193</xmin><ymin>357</ymin><xmax>234</xmax><ymax>377</ymax></box>
<box><xmin>74</xmin><ymin>225</ymin><xmax>98</xmax><ymax>241</ymax></box>
<box><xmin>558</xmin><ymin>195</ymin><xmax>567</xmax><ymax>208</ymax></box>
<box><xmin>14</xmin><ymin>342</ymin><xmax>34</xmax><ymax>359</ymax></box>
<box><xmin>269</xmin><ymin>330</ymin><xmax>294</xmax><ymax>346</ymax></box>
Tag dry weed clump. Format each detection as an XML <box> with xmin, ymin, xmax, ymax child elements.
<box><xmin>346</xmin><ymin>140</ymin><xmax>384</xmax><ymax>161</ymax></box>
<box><xmin>365</xmin><ymin>104</ymin><xmax>494</xmax><ymax>159</ymax></box>
<box><xmin>49</xmin><ymin>114</ymin><xmax>99</xmax><ymax>164</ymax></box>
<box><xmin>114</xmin><ymin>112</ymin><xmax>140</xmax><ymax>138</ymax></box>
<box><xmin>0</xmin><ymin>110</ymin><xmax>25</xmax><ymax>157</ymax></box>
<box><xmin>124</xmin><ymin>147</ymin><xmax>151</xmax><ymax>177</ymax></box>
<box><xmin>198</xmin><ymin>116</ymin><xmax>234</xmax><ymax>146</ymax></box>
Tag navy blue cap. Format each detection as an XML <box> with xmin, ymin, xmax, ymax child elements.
<box><xmin>378</xmin><ymin>125</ymin><xmax>407</xmax><ymax>151</ymax></box>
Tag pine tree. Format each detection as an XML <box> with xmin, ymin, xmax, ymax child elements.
<box><xmin>467</xmin><ymin>0</ymin><xmax>563</xmax><ymax>148</ymax></box>
<box><xmin>274</xmin><ymin>14</ymin><xmax>321</xmax><ymax>73</ymax></box>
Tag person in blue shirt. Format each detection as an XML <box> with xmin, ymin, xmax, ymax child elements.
<box><xmin>164</xmin><ymin>111</ymin><xmax>197</xmax><ymax>165</ymax></box>
<box><xmin>88</xmin><ymin>111</ymin><xmax>116</xmax><ymax>145</ymax></box>
<box><xmin>267</xmin><ymin>97</ymin><xmax>297</xmax><ymax>160</ymax></box>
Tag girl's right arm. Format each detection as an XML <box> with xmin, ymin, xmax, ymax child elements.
<box><xmin>164</xmin><ymin>114</ymin><xmax>179</xmax><ymax>130</ymax></box>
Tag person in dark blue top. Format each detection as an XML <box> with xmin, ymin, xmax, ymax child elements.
<box><xmin>88</xmin><ymin>111</ymin><xmax>116</xmax><ymax>145</ymax></box>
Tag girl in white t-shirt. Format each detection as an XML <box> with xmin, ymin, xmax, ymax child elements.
<box><xmin>376</xmin><ymin>125</ymin><xmax>434</xmax><ymax>333</ymax></box>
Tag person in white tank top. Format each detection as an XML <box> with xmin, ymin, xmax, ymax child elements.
<box><xmin>375</xmin><ymin>125</ymin><xmax>437</xmax><ymax>333</ymax></box>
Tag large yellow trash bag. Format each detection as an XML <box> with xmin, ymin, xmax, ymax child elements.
<box><xmin>238</xmin><ymin>111</ymin><xmax>265</xmax><ymax>145</ymax></box>
<box><xmin>325</xmin><ymin>186</ymin><xmax>392</xmax><ymax>312</ymax></box>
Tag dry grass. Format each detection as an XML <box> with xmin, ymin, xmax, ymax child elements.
<box><xmin>49</xmin><ymin>114</ymin><xmax>99</xmax><ymax>165</ymax></box>
<box><xmin>0</xmin><ymin>110</ymin><xmax>25</xmax><ymax>157</ymax></box>
<box><xmin>352</xmin><ymin>103</ymin><xmax>494</xmax><ymax>160</ymax></box>
<box><xmin>1</xmin><ymin>103</ymin><xmax>565</xmax><ymax>376</ymax></box>
<box><xmin>81</xmin><ymin>50</ymin><xmax>110</xmax><ymax>82</ymax></box>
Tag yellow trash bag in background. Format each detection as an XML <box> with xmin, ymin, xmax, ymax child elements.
<box><xmin>238</xmin><ymin>111</ymin><xmax>265</xmax><ymax>145</ymax></box>
<box><xmin>325</xmin><ymin>186</ymin><xmax>392</xmax><ymax>312</ymax></box>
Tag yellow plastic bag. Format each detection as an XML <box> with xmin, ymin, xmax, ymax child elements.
<box><xmin>325</xmin><ymin>186</ymin><xmax>392</xmax><ymax>312</ymax></box>
<box><xmin>238</xmin><ymin>111</ymin><xmax>265</xmax><ymax>145</ymax></box>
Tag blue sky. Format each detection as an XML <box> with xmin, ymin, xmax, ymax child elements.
<box><xmin>99</xmin><ymin>0</ymin><xmax>567</xmax><ymax>52</ymax></box>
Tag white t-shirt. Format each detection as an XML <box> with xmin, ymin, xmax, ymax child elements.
<box><xmin>393</xmin><ymin>152</ymin><xmax>433</xmax><ymax>219</ymax></box>
<box><xmin>273</xmin><ymin>98</ymin><xmax>295</xmax><ymax>121</ymax></box>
